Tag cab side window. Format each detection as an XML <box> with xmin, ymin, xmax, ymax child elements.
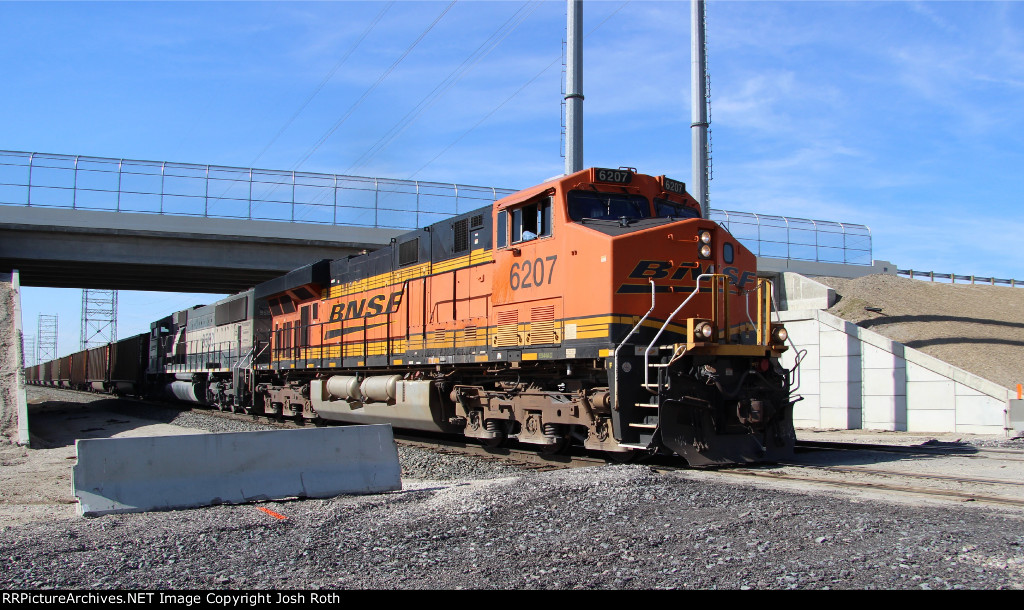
<box><xmin>497</xmin><ymin>211</ymin><xmax>508</xmax><ymax>248</ymax></box>
<box><xmin>509</xmin><ymin>198</ymin><xmax>551</xmax><ymax>244</ymax></box>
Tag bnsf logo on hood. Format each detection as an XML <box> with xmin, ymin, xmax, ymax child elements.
<box><xmin>622</xmin><ymin>260</ymin><xmax>756</xmax><ymax>291</ymax></box>
<box><xmin>328</xmin><ymin>291</ymin><xmax>404</xmax><ymax>322</ymax></box>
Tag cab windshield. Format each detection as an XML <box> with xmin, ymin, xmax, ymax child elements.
<box><xmin>567</xmin><ymin>191</ymin><xmax>651</xmax><ymax>221</ymax></box>
<box><xmin>654</xmin><ymin>198</ymin><xmax>700</xmax><ymax>219</ymax></box>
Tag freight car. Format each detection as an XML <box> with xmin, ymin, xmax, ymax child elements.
<box><xmin>26</xmin><ymin>167</ymin><xmax>797</xmax><ymax>466</ymax></box>
<box><xmin>27</xmin><ymin>333</ymin><xmax>149</xmax><ymax>395</ymax></box>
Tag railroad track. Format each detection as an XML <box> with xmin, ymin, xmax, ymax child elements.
<box><xmin>797</xmin><ymin>439</ymin><xmax>1024</xmax><ymax>462</ymax></box>
<box><xmin>31</xmin><ymin>387</ymin><xmax>1024</xmax><ymax>506</ymax></box>
<box><xmin>627</xmin><ymin>439</ymin><xmax>1024</xmax><ymax>509</ymax></box>
<box><xmin>781</xmin><ymin>462</ymin><xmax>1024</xmax><ymax>488</ymax></box>
<box><xmin>712</xmin><ymin>465</ymin><xmax>1024</xmax><ymax>508</ymax></box>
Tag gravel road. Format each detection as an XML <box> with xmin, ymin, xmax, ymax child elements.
<box><xmin>2</xmin><ymin>388</ymin><xmax>1024</xmax><ymax>590</ymax></box>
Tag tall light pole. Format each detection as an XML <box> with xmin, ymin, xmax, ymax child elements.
<box><xmin>691</xmin><ymin>0</ymin><xmax>710</xmax><ymax>218</ymax></box>
<box><xmin>565</xmin><ymin>0</ymin><xmax>583</xmax><ymax>174</ymax></box>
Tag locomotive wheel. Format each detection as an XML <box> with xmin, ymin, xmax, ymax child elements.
<box><xmin>480</xmin><ymin>435</ymin><xmax>507</xmax><ymax>449</ymax></box>
<box><xmin>603</xmin><ymin>450</ymin><xmax>639</xmax><ymax>464</ymax></box>
<box><xmin>540</xmin><ymin>436</ymin><xmax>570</xmax><ymax>455</ymax></box>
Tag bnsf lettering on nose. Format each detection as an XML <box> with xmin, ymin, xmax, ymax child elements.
<box><xmin>627</xmin><ymin>260</ymin><xmax>755</xmax><ymax>289</ymax></box>
<box><xmin>628</xmin><ymin>260</ymin><xmax>707</xmax><ymax>281</ymax></box>
<box><xmin>328</xmin><ymin>292</ymin><xmax>404</xmax><ymax>322</ymax></box>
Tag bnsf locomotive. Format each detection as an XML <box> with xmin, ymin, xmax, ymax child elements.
<box><xmin>27</xmin><ymin>168</ymin><xmax>796</xmax><ymax>466</ymax></box>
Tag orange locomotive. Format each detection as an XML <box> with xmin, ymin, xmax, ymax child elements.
<box><xmin>254</xmin><ymin>167</ymin><xmax>795</xmax><ymax>465</ymax></box>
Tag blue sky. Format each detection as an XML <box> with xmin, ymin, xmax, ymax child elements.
<box><xmin>5</xmin><ymin>1</ymin><xmax>1023</xmax><ymax>359</ymax></box>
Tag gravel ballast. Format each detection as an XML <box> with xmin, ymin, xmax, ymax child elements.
<box><xmin>2</xmin><ymin>463</ymin><xmax>1023</xmax><ymax>590</ymax></box>
<box><xmin>2</xmin><ymin>389</ymin><xmax>1024</xmax><ymax>590</ymax></box>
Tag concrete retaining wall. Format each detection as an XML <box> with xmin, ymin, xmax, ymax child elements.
<box><xmin>0</xmin><ymin>271</ymin><xmax>29</xmax><ymax>444</ymax></box>
<box><xmin>776</xmin><ymin>273</ymin><xmax>836</xmax><ymax>311</ymax></box>
<box><xmin>779</xmin><ymin>308</ymin><xmax>1012</xmax><ymax>435</ymax></box>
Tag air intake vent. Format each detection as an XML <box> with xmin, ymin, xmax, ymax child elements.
<box><xmin>493</xmin><ymin>310</ymin><xmax>519</xmax><ymax>347</ymax></box>
<box><xmin>529</xmin><ymin>305</ymin><xmax>557</xmax><ymax>345</ymax></box>
<box><xmin>399</xmin><ymin>238</ymin><xmax>419</xmax><ymax>266</ymax></box>
<box><xmin>453</xmin><ymin>219</ymin><xmax>469</xmax><ymax>253</ymax></box>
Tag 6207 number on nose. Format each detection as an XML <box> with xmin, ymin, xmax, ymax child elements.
<box><xmin>510</xmin><ymin>255</ymin><xmax>557</xmax><ymax>290</ymax></box>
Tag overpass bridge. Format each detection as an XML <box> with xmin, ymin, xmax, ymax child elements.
<box><xmin>1</xmin><ymin>206</ymin><xmax>406</xmax><ymax>293</ymax></box>
<box><xmin>0</xmin><ymin>150</ymin><xmax>877</xmax><ymax>293</ymax></box>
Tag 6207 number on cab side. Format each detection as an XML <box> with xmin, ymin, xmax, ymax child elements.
<box><xmin>510</xmin><ymin>255</ymin><xmax>557</xmax><ymax>290</ymax></box>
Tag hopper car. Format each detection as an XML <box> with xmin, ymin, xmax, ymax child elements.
<box><xmin>27</xmin><ymin>167</ymin><xmax>797</xmax><ymax>466</ymax></box>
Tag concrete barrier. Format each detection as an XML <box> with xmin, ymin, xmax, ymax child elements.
<box><xmin>72</xmin><ymin>424</ymin><xmax>402</xmax><ymax>517</ymax></box>
<box><xmin>1010</xmin><ymin>400</ymin><xmax>1024</xmax><ymax>436</ymax></box>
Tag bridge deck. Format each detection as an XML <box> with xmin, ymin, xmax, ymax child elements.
<box><xmin>0</xmin><ymin>207</ymin><xmax>405</xmax><ymax>293</ymax></box>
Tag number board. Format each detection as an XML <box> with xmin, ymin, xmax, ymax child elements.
<box><xmin>594</xmin><ymin>168</ymin><xmax>633</xmax><ymax>185</ymax></box>
<box><xmin>662</xmin><ymin>177</ymin><xmax>686</xmax><ymax>195</ymax></box>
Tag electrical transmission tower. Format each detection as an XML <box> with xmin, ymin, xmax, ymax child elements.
<box><xmin>37</xmin><ymin>315</ymin><xmax>58</xmax><ymax>363</ymax></box>
<box><xmin>80</xmin><ymin>289</ymin><xmax>118</xmax><ymax>350</ymax></box>
<box><xmin>22</xmin><ymin>335</ymin><xmax>35</xmax><ymax>367</ymax></box>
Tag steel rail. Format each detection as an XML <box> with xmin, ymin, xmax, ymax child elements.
<box><xmin>797</xmin><ymin>440</ymin><xmax>1024</xmax><ymax>462</ymax></box>
<box><xmin>777</xmin><ymin>462</ymin><xmax>1024</xmax><ymax>488</ymax></box>
<box><xmin>715</xmin><ymin>468</ymin><xmax>1024</xmax><ymax>509</ymax></box>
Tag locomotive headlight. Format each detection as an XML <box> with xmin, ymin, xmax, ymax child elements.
<box><xmin>699</xmin><ymin>231</ymin><xmax>712</xmax><ymax>244</ymax></box>
<box><xmin>694</xmin><ymin>321</ymin><xmax>714</xmax><ymax>340</ymax></box>
<box><xmin>772</xmin><ymin>325</ymin><xmax>789</xmax><ymax>344</ymax></box>
<box><xmin>699</xmin><ymin>244</ymin><xmax>712</xmax><ymax>259</ymax></box>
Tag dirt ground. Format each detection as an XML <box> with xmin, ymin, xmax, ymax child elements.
<box><xmin>0</xmin><ymin>389</ymin><xmax>210</xmax><ymax>525</ymax></box>
<box><xmin>817</xmin><ymin>274</ymin><xmax>1024</xmax><ymax>391</ymax></box>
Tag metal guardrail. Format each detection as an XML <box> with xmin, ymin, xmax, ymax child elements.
<box><xmin>1</xmin><ymin>150</ymin><xmax>874</xmax><ymax>265</ymax></box>
<box><xmin>899</xmin><ymin>269</ymin><xmax>1022</xmax><ymax>288</ymax></box>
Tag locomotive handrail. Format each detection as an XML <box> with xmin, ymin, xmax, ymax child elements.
<box><xmin>767</xmin><ymin>289</ymin><xmax>807</xmax><ymax>395</ymax></box>
<box><xmin>234</xmin><ymin>344</ymin><xmax>257</xmax><ymax>371</ymax></box>
<box><xmin>642</xmin><ymin>273</ymin><xmax>716</xmax><ymax>392</ymax></box>
<box><xmin>613</xmin><ymin>279</ymin><xmax>656</xmax><ymax>408</ymax></box>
